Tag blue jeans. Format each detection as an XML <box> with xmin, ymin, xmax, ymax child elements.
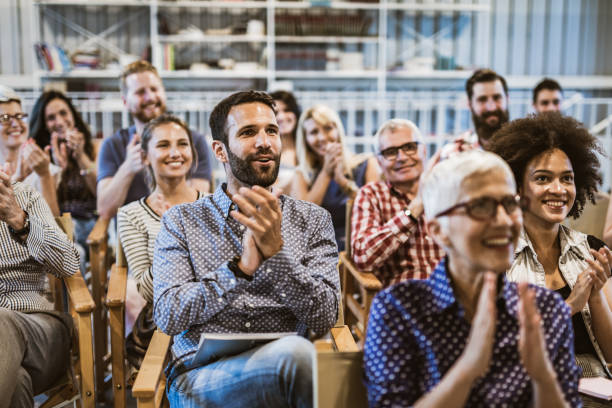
<box><xmin>167</xmin><ymin>335</ymin><xmax>314</xmax><ymax>408</ymax></box>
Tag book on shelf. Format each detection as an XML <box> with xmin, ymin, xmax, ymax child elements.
<box><xmin>192</xmin><ymin>332</ymin><xmax>297</xmax><ymax>367</ymax></box>
<box><xmin>162</xmin><ymin>44</ymin><xmax>175</xmax><ymax>71</ymax></box>
<box><xmin>579</xmin><ymin>377</ymin><xmax>612</xmax><ymax>401</ymax></box>
<box><xmin>34</xmin><ymin>43</ymin><xmax>72</xmax><ymax>73</ymax></box>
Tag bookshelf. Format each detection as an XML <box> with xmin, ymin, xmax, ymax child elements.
<box><xmin>31</xmin><ymin>0</ymin><xmax>492</xmax><ymax>92</ymax></box>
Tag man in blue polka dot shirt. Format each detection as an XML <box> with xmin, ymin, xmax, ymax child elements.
<box><xmin>153</xmin><ymin>90</ymin><xmax>340</xmax><ymax>408</ymax></box>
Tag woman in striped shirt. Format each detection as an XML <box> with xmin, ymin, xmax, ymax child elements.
<box><xmin>118</xmin><ymin>114</ymin><xmax>206</xmax><ymax>369</ymax></box>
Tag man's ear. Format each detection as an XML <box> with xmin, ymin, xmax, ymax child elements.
<box><xmin>426</xmin><ymin>218</ymin><xmax>451</xmax><ymax>248</ymax></box>
<box><xmin>212</xmin><ymin>140</ymin><xmax>228</xmax><ymax>163</ymax></box>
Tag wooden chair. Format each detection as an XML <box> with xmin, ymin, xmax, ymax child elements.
<box><xmin>131</xmin><ymin>324</ymin><xmax>361</xmax><ymax>408</ymax></box>
<box><xmin>564</xmin><ymin>191</ymin><xmax>610</xmax><ymax>241</ymax></box>
<box><xmin>106</xmin><ymin>226</ymin><xmax>129</xmax><ymax>407</ymax></box>
<box><xmin>130</xmin><ymin>274</ymin><xmax>358</xmax><ymax>407</ymax></box>
<box><xmin>85</xmin><ymin>216</ymin><xmax>114</xmax><ymax>402</ymax></box>
<box><xmin>38</xmin><ymin>214</ymin><xmax>96</xmax><ymax>408</ymax></box>
<box><xmin>338</xmin><ymin>199</ymin><xmax>382</xmax><ymax>345</ymax></box>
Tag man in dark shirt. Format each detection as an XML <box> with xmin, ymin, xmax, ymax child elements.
<box><xmin>97</xmin><ymin>61</ymin><xmax>212</xmax><ymax>218</ymax></box>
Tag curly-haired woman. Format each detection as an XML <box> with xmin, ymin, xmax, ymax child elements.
<box><xmin>490</xmin><ymin>113</ymin><xmax>612</xmax><ymax>405</ymax></box>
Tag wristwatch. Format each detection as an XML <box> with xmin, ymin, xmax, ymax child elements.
<box><xmin>404</xmin><ymin>208</ymin><xmax>419</xmax><ymax>224</ymax></box>
<box><xmin>8</xmin><ymin>211</ymin><xmax>30</xmax><ymax>239</ymax></box>
<box><xmin>228</xmin><ymin>256</ymin><xmax>254</xmax><ymax>282</ymax></box>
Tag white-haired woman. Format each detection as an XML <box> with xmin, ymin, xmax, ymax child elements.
<box><xmin>364</xmin><ymin>150</ymin><xmax>581</xmax><ymax>407</ymax></box>
<box><xmin>291</xmin><ymin>104</ymin><xmax>378</xmax><ymax>250</ymax></box>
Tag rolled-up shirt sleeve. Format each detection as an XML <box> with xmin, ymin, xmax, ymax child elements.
<box><xmin>19</xmin><ymin>183</ymin><xmax>79</xmax><ymax>278</ymax></box>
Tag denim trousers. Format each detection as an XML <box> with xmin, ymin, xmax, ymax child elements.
<box><xmin>167</xmin><ymin>335</ymin><xmax>314</xmax><ymax>408</ymax></box>
<box><xmin>0</xmin><ymin>309</ymin><xmax>72</xmax><ymax>408</ymax></box>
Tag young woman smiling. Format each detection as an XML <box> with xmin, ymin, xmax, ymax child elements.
<box><xmin>291</xmin><ymin>104</ymin><xmax>378</xmax><ymax>250</ymax></box>
<box><xmin>490</xmin><ymin>114</ymin><xmax>612</xmax><ymax>405</ymax></box>
<box><xmin>118</xmin><ymin>114</ymin><xmax>204</xmax><ymax>369</ymax></box>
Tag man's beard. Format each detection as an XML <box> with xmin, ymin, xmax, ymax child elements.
<box><xmin>472</xmin><ymin>109</ymin><xmax>509</xmax><ymax>147</ymax></box>
<box><xmin>133</xmin><ymin>101</ymin><xmax>166</xmax><ymax>124</ymax></box>
<box><xmin>226</xmin><ymin>146</ymin><xmax>281</xmax><ymax>188</ymax></box>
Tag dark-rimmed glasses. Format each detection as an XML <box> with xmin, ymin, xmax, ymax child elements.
<box><xmin>0</xmin><ymin>113</ymin><xmax>28</xmax><ymax>124</ymax></box>
<box><xmin>435</xmin><ymin>195</ymin><xmax>524</xmax><ymax>221</ymax></box>
<box><xmin>378</xmin><ymin>141</ymin><xmax>420</xmax><ymax>161</ymax></box>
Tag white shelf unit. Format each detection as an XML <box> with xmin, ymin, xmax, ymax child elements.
<box><xmin>32</xmin><ymin>0</ymin><xmax>492</xmax><ymax>93</ymax></box>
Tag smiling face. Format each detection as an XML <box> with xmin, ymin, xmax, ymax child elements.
<box><xmin>303</xmin><ymin>117</ymin><xmax>339</xmax><ymax>158</ymax></box>
<box><xmin>377</xmin><ymin>126</ymin><xmax>424</xmax><ymax>186</ymax></box>
<box><xmin>45</xmin><ymin>98</ymin><xmax>75</xmax><ymax>135</ymax></box>
<box><xmin>144</xmin><ymin>122</ymin><xmax>194</xmax><ymax>183</ymax></box>
<box><xmin>274</xmin><ymin>99</ymin><xmax>297</xmax><ymax>138</ymax></box>
<box><xmin>469</xmin><ymin>80</ymin><xmax>509</xmax><ymax>148</ymax></box>
<box><xmin>436</xmin><ymin>168</ymin><xmax>522</xmax><ymax>275</ymax></box>
<box><xmin>218</xmin><ymin>102</ymin><xmax>281</xmax><ymax>188</ymax></box>
<box><xmin>0</xmin><ymin>101</ymin><xmax>28</xmax><ymax>151</ymax></box>
<box><xmin>123</xmin><ymin>71</ymin><xmax>167</xmax><ymax>125</ymax></box>
<box><xmin>521</xmin><ymin>148</ymin><xmax>576</xmax><ymax>229</ymax></box>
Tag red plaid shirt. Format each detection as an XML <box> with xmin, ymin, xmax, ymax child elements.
<box><xmin>350</xmin><ymin>181</ymin><xmax>444</xmax><ymax>287</ymax></box>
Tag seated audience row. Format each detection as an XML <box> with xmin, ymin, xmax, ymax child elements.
<box><xmin>1</xmin><ymin>64</ymin><xmax>608</xmax><ymax>408</ymax></box>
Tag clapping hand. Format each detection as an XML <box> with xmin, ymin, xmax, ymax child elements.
<box><xmin>0</xmin><ymin>164</ymin><xmax>25</xmax><ymax>228</ymax></box>
<box><xmin>460</xmin><ymin>272</ymin><xmax>497</xmax><ymax>379</ymax></box>
<box><xmin>50</xmin><ymin>132</ymin><xmax>69</xmax><ymax>168</ymax></box>
<box><xmin>21</xmin><ymin>139</ymin><xmax>52</xmax><ymax>176</ymax></box>
<box><xmin>125</xmin><ymin>133</ymin><xmax>145</xmax><ymax>175</ymax></box>
<box><xmin>231</xmin><ymin>186</ymin><xmax>283</xmax><ymax>275</ymax></box>
<box><xmin>517</xmin><ymin>283</ymin><xmax>555</xmax><ymax>383</ymax></box>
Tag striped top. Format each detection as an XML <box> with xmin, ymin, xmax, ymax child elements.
<box><xmin>0</xmin><ymin>182</ymin><xmax>79</xmax><ymax>311</ymax></box>
<box><xmin>117</xmin><ymin>191</ymin><xmax>206</xmax><ymax>303</ymax></box>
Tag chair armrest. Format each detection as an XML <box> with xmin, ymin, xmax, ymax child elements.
<box><xmin>86</xmin><ymin>216</ymin><xmax>110</xmax><ymax>247</ymax></box>
<box><xmin>106</xmin><ymin>264</ymin><xmax>127</xmax><ymax>307</ymax></box>
<box><xmin>339</xmin><ymin>252</ymin><xmax>383</xmax><ymax>291</ymax></box>
<box><xmin>64</xmin><ymin>271</ymin><xmax>95</xmax><ymax>313</ymax></box>
<box><xmin>132</xmin><ymin>330</ymin><xmax>172</xmax><ymax>399</ymax></box>
<box><xmin>330</xmin><ymin>326</ymin><xmax>359</xmax><ymax>352</ymax></box>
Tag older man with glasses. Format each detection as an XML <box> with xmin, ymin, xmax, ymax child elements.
<box><xmin>351</xmin><ymin>119</ymin><xmax>444</xmax><ymax>287</ymax></box>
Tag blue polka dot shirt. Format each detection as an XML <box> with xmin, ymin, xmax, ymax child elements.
<box><xmin>153</xmin><ymin>184</ymin><xmax>340</xmax><ymax>375</ymax></box>
<box><xmin>364</xmin><ymin>257</ymin><xmax>582</xmax><ymax>407</ymax></box>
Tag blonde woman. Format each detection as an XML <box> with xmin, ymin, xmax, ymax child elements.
<box><xmin>291</xmin><ymin>104</ymin><xmax>378</xmax><ymax>250</ymax></box>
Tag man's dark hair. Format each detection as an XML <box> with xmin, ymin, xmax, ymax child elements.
<box><xmin>532</xmin><ymin>78</ymin><xmax>563</xmax><ymax>104</ymax></box>
<box><xmin>270</xmin><ymin>90</ymin><xmax>300</xmax><ymax>138</ymax></box>
<box><xmin>488</xmin><ymin>113</ymin><xmax>602</xmax><ymax>219</ymax></box>
<box><xmin>465</xmin><ymin>69</ymin><xmax>509</xmax><ymax>101</ymax></box>
<box><xmin>209</xmin><ymin>90</ymin><xmax>276</xmax><ymax>145</ymax></box>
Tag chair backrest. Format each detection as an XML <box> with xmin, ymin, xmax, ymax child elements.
<box><xmin>56</xmin><ymin>212</ymin><xmax>74</xmax><ymax>241</ymax></box>
<box><xmin>344</xmin><ymin>198</ymin><xmax>354</xmax><ymax>258</ymax></box>
<box><xmin>50</xmin><ymin>213</ymin><xmax>74</xmax><ymax>311</ymax></box>
<box><xmin>564</xmin><ymin>191</ymin><xmax>610</xmax><ymax>240</ymax></box>
<box><xmin>116</xmin><ymin>224</ymin><xmax>127</xmax><ymax>268</ymax></box>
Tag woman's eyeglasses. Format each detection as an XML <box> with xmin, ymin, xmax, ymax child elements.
<box><xmin>435</xmin><ymin>195</ymin><xmax>525</xmax><ymax>221</ymax></box>
<box><xmin>0</xmin><ymin>113</ymin><xmax>28</xmax><ymax>124</ymax></box>
<box><xmin>378</xmin><ymin>141</ymin><xmax>420</xmax><ymax>161</ymax></box>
